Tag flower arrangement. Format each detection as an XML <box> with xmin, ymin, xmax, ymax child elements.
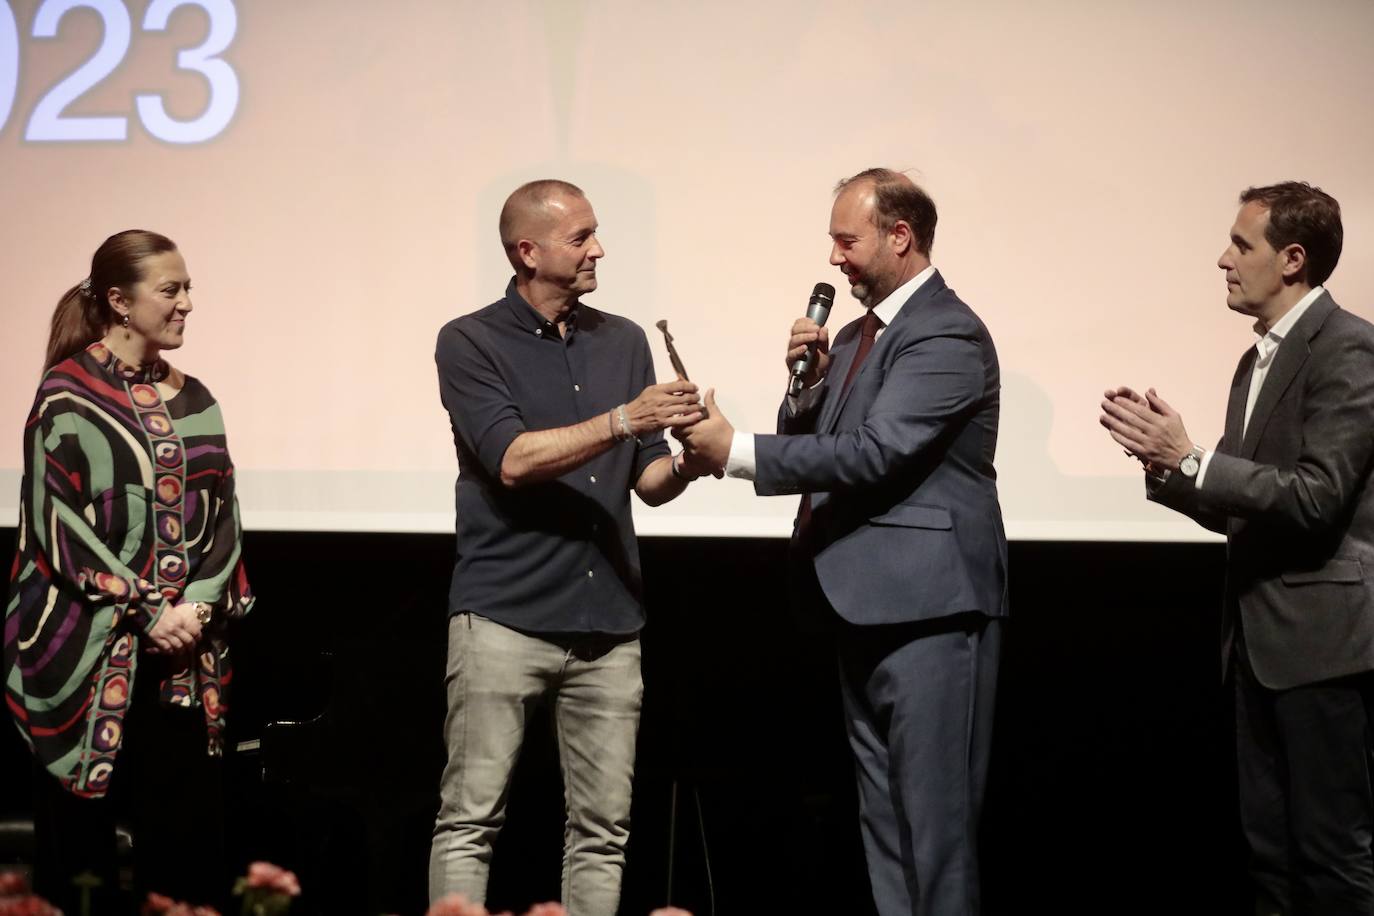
<box><xmin>141</xmin><ymin>861</ymin><xmax>302</xmax><ymax>916</ymax></box>
<box><xmin>424</xmin><ymin>897</ymin><xmax>575</xmax><ymax>916</ymax></box>
<box><xmin>141</xmin><ymin>892</ymin><xmax>220</xmax><ymax>915</ymax></box>
<box><xmin>0</xmin><ymin>872</ymin><xmax>60</xmax><ymax>916</ymax></box>
<box><xmin>232</xmin><ymin>862</ymin><xmax>301</xmax><ymax>916</ymax></box>
<box><xmin>3</xmin><ymin>863</ymin><xmax>692</xmax><ymax>916</ymax></box>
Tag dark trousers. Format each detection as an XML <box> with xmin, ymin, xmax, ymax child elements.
<box><xmin>31</xmin><ymin>658</ymin><xmax>227</xmax><ymax>915</ymax></box>
<box><xmin>1234</xmin><ymin>641</ymin><xmax>1374</xmax><ymax>916</ymax></box>
<box><xmin>837</xmin><ymin>612</ymin><xmax>1002</xmax><ymax>916</ymax></box>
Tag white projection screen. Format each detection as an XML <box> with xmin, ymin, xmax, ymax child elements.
<box><xmin>1</xmin><ymin>0</ymin><xmax>1372</xmax><ymax>540</ymax></box>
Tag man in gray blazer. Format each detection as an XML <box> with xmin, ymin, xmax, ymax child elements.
<box><xmin>677</xmin><ymin>168</ymin><xmax>1007</xmax><ymax>915</ymax></box>
<box><xmin>1102</xmin><ymin>181</ymin><xmax>1374</xmax><ymax>914</ymax></box>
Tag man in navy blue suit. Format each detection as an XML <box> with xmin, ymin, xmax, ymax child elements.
<box><xmin>678</xmin><ymin>168</ymin><xmax>1007</xmax><ymax>915</ymax></box>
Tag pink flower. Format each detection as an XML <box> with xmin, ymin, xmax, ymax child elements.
<box><xmin>141</xmin><ymin>893</ymin><xmax>219</xmax><ymax>916</ymax></box>
<box><xmin>245</xmin><ymin>862</ymin><xmax>301</xmax><ymax>897</ymax></box>
<box><xmin>142</xmin><ymin>893</ymin><xmax>178</xmax><ymax>914</ymax></box>
<box><xmin>0</xmin><ymin>896</ymin><xmax>62</xmax><ymax>916</ymax></box>
<box><xmin>425</xmin><ymin>894</ymin><xmax>490</xmax><ymax>916</ymax></box>
<box><xmin>0</xmin><ymin>872</ymin><xmax>29</xmax><ymax>896</ymax></box>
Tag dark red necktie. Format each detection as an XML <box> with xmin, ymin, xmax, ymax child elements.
<box><xmin>839</xmin><ymin>309</ymin><xmax>883</xmax><ymax>396</ymax></box>
<box><xmin>797</xmin><ymin>309</ymin><xmax>883</xmax><ymax>544</ymax></box>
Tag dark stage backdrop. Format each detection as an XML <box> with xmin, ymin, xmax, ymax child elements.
<box><xmin>0</xmin><ymin>529</ymin><xmax>1247</xmax><ymax>915</ymax></box>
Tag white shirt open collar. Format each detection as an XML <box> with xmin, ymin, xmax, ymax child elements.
<box><xmin>1253</xmin><ymin>285</ymin><xmax>1324</xmax><ymax>360</ymax></box>
<box><xmin>1193</xmin><ymin>285</ymin><xmax>1326</xmax><ymax>488</ymax></box>
<box><xmin>868</xmin><ymin>264</ymin><xmax>937</xmax><ymax>331</ymax></box>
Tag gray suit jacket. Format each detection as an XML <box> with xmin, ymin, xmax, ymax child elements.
<box><xmin>1152</xmin><ymin>292</ymin><xmax>1374</xmax><ymax>689</ymax></box>
<box><xmin>754</xmin><ymin>270</ymin><xmax>1008</xmax><ymax>626</ymax></box>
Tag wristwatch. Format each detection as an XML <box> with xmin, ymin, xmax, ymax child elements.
<box><xmin>193</xmin><ymin>601</ymin><xmax>213</xmax><ymax>626</ymax></box>
<box><xmin>1179</xmin><ymin>445</ymin><xmax>1205</xmax><ymax>479</ymax></box>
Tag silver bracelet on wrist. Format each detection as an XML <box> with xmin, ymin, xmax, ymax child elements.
<box><xmin>610</xmin><ymin>407</ymin><xmax>629</xmax><ymax>442</ymax></box>
<box><xmin>615</xmin><ymin>404</ymin><xmax>639</xmax><ymax>444</ymax></box>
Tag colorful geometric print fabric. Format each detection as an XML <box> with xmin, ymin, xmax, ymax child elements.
<box><xmin>3</xmin><ymin>342</ymin><xmax>254</xmax><ymax>797</ymax></box>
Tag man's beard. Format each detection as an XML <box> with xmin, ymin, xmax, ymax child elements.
<box><xmin>848</xmin><ymin>272</ymin><xmax>892</xmax><ymax>309</ymax></box>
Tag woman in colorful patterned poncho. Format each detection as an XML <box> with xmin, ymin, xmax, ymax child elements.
<box><xmin>3</xmin><ymin>230</ymin><xmax>253</xmax><ymax>909</ymax></box>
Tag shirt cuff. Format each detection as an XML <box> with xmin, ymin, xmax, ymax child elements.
<box><xmin>1194</xmin><ymin>448</ymin><xmax>1214</xmax><ymax>488</ymax></box>
<box><xmin>726</xmin><ymin>431</ymin><xmax>756</xmax><ymax>480</ymax></box>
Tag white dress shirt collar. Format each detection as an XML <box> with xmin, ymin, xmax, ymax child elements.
<box><xmin>869</xmin><ymin>264</ymin><xmax>937</xmax><ymax>329</ymax></box>
<box><xmin>1253</xmin><ymin>285</ymin><xmax>1325</xmax><ymax>358</ymax></box>
<box><xmin>1192</xmin><ymin>287</ymin><xmax>1325</xmax><ymax>490</ymax></box>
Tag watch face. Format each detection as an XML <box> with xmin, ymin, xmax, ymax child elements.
<box><xmin>1181</xmin><ymin>455</ymin><xmax>1199</xmax><ymax>477</ymax></box>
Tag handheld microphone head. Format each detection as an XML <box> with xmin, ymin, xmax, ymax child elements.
<box><xmin>808</xmin><ymin>283</ymin><xmax>835</xmax><ymax>321</ymax></box>
<box><xmin>789</xmin><ymin>282</ymin><xmax>838</xmax><ymax>396</ymax></box>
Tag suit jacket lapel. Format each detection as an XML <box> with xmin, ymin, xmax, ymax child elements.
<box><xmin>1239</xmin><ymin>292</ymin><xmax>1337</xmax><ymax>458</ymax></box>
<box><xmin>817</xmin><ymin>323</ymin><xmax>860</xmax><ymax>433</ymax></box>
<box><xmin>1223</xmin><ymin>348</ymin><xmax>1254</xmax><ymax>453</ymax></box>
<box><xmin>823</xmin><ymin>321</ymin><xmax>886</xmax><ymax>432</ymax></box>
<box><xmin>820</xmin><ymin>271</ymin><xmax>947</xmax><ymax>433</ymax></box>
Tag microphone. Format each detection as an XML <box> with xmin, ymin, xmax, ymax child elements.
<box><xmin>788</xmin><ymin>282</ymin><xmax>835</xmax><ymax>397</ymax></box>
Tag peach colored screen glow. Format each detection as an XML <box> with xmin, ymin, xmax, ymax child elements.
<box><xmin>2</xmin><ymin>0</ymin><xmax>1372</xmax><ymax>539</ymax></box>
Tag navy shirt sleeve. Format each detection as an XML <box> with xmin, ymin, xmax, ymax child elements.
<box><xmin>436</xmin><ymin>321</ymin><xmax>526</xmax><ymax>480</ymax></box>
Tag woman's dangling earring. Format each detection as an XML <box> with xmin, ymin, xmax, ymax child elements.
<box><xmin>121</xmin><ymin>313</ymin><xmax>130</xmax><ymax>338</ymax></box>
